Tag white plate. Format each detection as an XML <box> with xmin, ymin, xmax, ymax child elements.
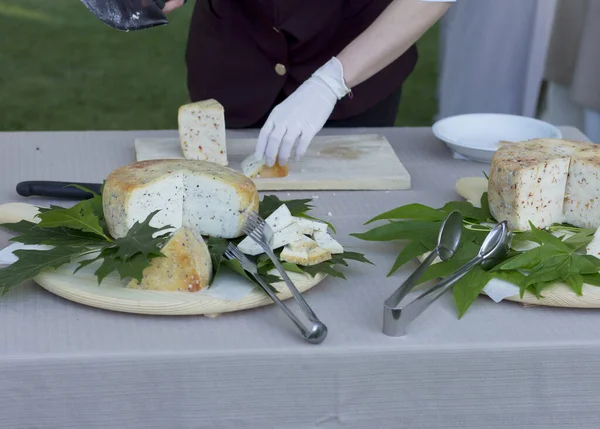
<box><xmin>432</xmin><ymin>113</ymin><xmax>562</xmax><ymax>163</ymax></box>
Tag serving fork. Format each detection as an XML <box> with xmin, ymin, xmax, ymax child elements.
<box><xmin>238</xmin><ymin>211</ymin><xmax>327</xmax><ymax>344</ymax></box>
<box><xmin>225</xmin><ymin>243</ymin><xmax>325</xmax><ymax>342</ymax></box>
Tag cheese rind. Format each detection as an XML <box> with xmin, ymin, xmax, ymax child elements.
<box><xmin>488</xmin><ymin>139</ymin><xmax>600</xmax><ymax>230</ymax></box>
<box><xmin>241</xmin><ymin>154</ymin><xmax>289</xmax><ymax>178</ymax></box>
<box><xmin>103</xmin><ymin>159</ymin><xmax>259</xmax><ymax>240</ymax></box>
<box><xmin>306</xmin><ymin>247</ymin><xmax>332</xmax><ymax>265</ymax></box>
<box><xmin>127</xmin><ymin>227</ymin><xmax>212</xmax><ymax>292</ymax></box>
<box><xmin>178</xmin><ymin>99</ymin><xmax>228</xmax><ymax>166</ymax></box>
<box><xmin>280</xmin><ymin>246</ymin><xmax>309</xmax><ymax>265</ymax></box>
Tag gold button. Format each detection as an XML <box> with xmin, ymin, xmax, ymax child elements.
<box><xmin>275</xmin><ymin>63</ymin><xmax>287</xmax><ymax>76</ymax></box>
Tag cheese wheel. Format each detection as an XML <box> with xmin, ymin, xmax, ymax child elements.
<box><xmin>178</xmin><ymin>99</ymin><xmax>227</xmax><ymax>166</ymax></box>
<box><xmin>103</xmin><ymin>159</ymin><xmax>259</xmax><ymax>239</ymax></box>
<box><xmin>488</xmin><ymin>138</ymin><xmax>600</xmax><ymax>230</ymax></box>
<box><xmin>127</xmin><ymin>227</ymin><xmax>212</xmax><ymax>292</ymax></box>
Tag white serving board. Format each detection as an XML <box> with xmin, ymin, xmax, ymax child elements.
<box><xmin>454</xmin><ymin>177</ymin><xmax>600</xmax><ymax>309</ymax></box>
<box><xmin>134</xmin><ymin>134</ymin><xmax>411</xmax><ymax>191</ymax></box>
<box><xmin>0</xmin><ymin>203</ymin><xmax>325</xmax><ymax>317</ymax></box>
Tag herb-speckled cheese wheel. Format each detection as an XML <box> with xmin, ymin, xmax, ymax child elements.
<box><xmin>103</xmin><ymin>159</ymin><xmax>259</xmax><ymax>239</ymax></box>
<box><xmin>488</xmin><ymin>138</ymin><xmax>600</xmax><ymax>231</ymax></box>
<box><xmin>127</xmin><ymin>227</ymin><xmax>212</xmax><ymax>292</ymax></box>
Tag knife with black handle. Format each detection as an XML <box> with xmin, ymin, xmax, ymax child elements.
<box><xmin>16</xmin><ymin>181</ymin><xmax>102</xmax><ymax>200</ymax></box>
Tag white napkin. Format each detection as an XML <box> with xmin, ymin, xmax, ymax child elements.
<box><xmin>482</xmin><ymin>278</ymin><xmax>520</xmax><ymax>303</ymax></box>
<box><xmin>0</xmin><ymin>242</ymin><xmax>53</xmax><ymax>265</ymax></box>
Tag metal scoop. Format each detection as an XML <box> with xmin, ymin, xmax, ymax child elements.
<box><xmin>383</xmin><ymin>217</ymin><xmax>512</xmax><ymax>337</ymax></box>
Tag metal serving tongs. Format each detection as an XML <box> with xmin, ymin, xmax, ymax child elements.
<box><xmin>239</xmin><ymin>210</ymin><xmax>327</xmax><ymax>344</ymax></box>
<box><xmin>383</xmin><ymin>211</ymin><xmax>512</xmax><ymax>336</ymax></box>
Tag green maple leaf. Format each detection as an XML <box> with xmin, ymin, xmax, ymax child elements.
<box><xmin>35</xmin><ymin>199</ymin><xmax>110</xmax><ymax>241</ymax></box>
<box><xmin>110</xmin><ymin>211</ymin><xmax>170</xmax><ymax>260</ymax></box>
<box><xmin>0</xmin><ymin>246</ymin><xmax>87</xmax><ymax>294</ymax></box>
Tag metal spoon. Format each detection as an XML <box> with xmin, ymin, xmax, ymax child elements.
<box><xmin>383</xmin><ymin>210</ymin><xmax>463</xmax><ymax>336</ymax></box>
<box><xmin>389</xmin><ymin>221</ymin><xmax>512</xmax><ymax>336</ymax></box>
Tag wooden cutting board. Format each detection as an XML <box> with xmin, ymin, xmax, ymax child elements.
<box><xmin>134</xmin><ymin>134</ymin><xmax>411</xmax><ymax>191</ymax></box>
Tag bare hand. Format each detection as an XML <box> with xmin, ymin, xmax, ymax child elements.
<box><xmin>162</xmin><ymin>0</ymin><xmax>185</xmax><ymax>13</ymax></box>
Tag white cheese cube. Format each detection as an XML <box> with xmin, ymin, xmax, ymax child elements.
<box><xmin>313</xmin><ymin>231</ymin><xmax>344</xmax><ymax>254</ymax></box>
<box><xmin>178</xmin><ymin>99</ymin><xmax>227</xmax><ymax>166</ymax></box>
<box><xmin>289</xmin><ymin>236</ymin><xmax>318</xmax><ymax>252</ymax></box>
<box><xmin>265</xmin><ymin>204</ymin><xmax>295</xmax><ymax>233</ymax></box>
<box><xmin>237</xmin><ymin>222</ymin><xmax>304</xmax><ymax>256</ymax></box>
<box><xmin>280</xmin><ymin>246</ymin><xmax>309</xmax><ymax>265</ymax></box>
<box><xmin>103</xmin><ymin>159</ymin><xmax>259</xmax><ymax>240</ymax></box>
<box><xmin>294</xmin><ymin>217</ymin><xmax>328</xmax><ymax>235</ymax></box>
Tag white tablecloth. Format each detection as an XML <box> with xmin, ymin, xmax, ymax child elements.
<box><xmin>0</xmin><ymin>126</ymin><xmax>598</xmax><ymax>429</ymax></box>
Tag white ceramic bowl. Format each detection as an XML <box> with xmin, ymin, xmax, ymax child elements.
<box><xmin>432</xmin><ymin>113</ymin><xmax>563</xmax><ymax>163</ymax></box>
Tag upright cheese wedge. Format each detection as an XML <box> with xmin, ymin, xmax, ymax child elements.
<box><xmin>127</xmin><ymin>227</ymin><xmax>212</xmax><ymax>292</ymax></box>
<box><xmin>178</xmin><ymin>99</ymin><xmax>228</xmax><ymax>166</ymax></box>
<box><xmin>488</xmin><ymin>139</ymin><xmax>600</xmax><ymax>230</ymax></box>
<box><xmin>103</xmin><ymin>159</ymin><xmax>259</xmax><ymax>239</ymax></box>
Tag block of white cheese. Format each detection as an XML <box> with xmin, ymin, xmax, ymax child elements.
<box><xmin>294</xmin><ymin>217</ymin><xmax>329</xmax><ymax>235</ymax></box>
<box><xmin>241</xmin><ymin>154</ymin><xmax>289</xmax><ymax>178</ymax></box>
<box><xmin>103</xmin><ymin>159</ymin><xmax>259</xmax><ymax>240</ymax></box>
<box><xmin>237</xmin><ymin>222</ymin><xmax>304</xmax><ymax>256</ymax></box>
<box><xmin>264</xmin><ymin>204</ymin><xmax>295</xmax><ymax>233</ymax></box>
<box><xmin>127</xmin><ymin>227</ymin><xmax>212</xmax><ymax>292</ymax></box>
<box><xmin>178</xmin><ymin>99</ymin><xmax>228</xmax><ymax>166</ymax></box>
<box><xmin>313</xmin><ymin>231</ymin><xmax>344</xmax><ymax>254</ymax></box>
<box><xmin>488</xmin><ymin>139</ymin><xmax>600</xmax><ymax>230</ymax></box>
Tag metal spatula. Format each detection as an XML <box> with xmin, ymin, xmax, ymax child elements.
<box><xmin>80</xmin><ymin>0</ymin><xmax>169</xmax><ymax>31</ymax></box>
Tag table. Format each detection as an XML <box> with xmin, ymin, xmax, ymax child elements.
<box><xmin>1</xmin><ymin>126</ymin><xmax>599</xmax><ymax>429</ymax></box>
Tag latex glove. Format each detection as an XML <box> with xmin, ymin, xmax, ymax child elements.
<box><xmin>255</xmin><ymin>57</ymin><xmax>351</xmax><ymax>166</ymax></box>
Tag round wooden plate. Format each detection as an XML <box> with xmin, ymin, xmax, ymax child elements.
<box><xmin>455</xmin><ymin>177</ymin><xmax>600</xmax><ymax>308</ymax></box>
<box><xmin>0</xmin><ymin>203</ymin><xmax>325</xmax><ymax>316</ymax></box>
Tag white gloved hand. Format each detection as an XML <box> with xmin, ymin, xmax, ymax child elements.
<box><xmin>255</xmin><ymin>57</ymin><xmax>351</xmax><ymax>166</ymax></box>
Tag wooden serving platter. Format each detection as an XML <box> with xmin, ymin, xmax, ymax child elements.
<box><xmin>134</xmin><ymin>134</ymin><xmax>411</xmax><ymax>191</ymax></box>
<box><xmin>455</xmin><ymin>177</ymin><xmax>600</xmax><ymax>309</ymax></box>
<box><xmin>0</xmin><ymin>203</ymin><xmax>325</xmax><ymax>317</ymax></box>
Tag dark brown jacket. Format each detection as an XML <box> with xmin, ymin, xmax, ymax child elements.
<box><xmin>185</xmin><ymin>0</ymin><xmax>418</xmax><ymax>128</ymax></box>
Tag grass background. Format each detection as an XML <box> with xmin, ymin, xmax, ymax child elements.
<box><xmin>0</xmin><ymin>0</ymin><xmax>439</xmax><ymax>131</ymax></box>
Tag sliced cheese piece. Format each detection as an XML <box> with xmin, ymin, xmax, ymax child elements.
<box><xmin>294</xmin><ymin>217</ymin><xmax>328</xmax><ymax>235</ymax></box>
<box><xmin>265</xmin><ymin>204</ymin><xmax>295</xmax><ymax>233</ymax></box>
<box><xmin>280</xmin><ymin>246</ymin><xmax>309</xmax><ymax>265</ymax></box>
<box><xmin>241</xmin><ymin>154</ymin><xmax>289</xmax><ymax>179</ymax></box>
<box><xmin>178</xmin><ymin>99</ymin><xmax>227</xmax><ymax>166</ymax></box>
<box><xmin>313</xmin><ymin>231</ymin><xmax>344</xmax><ymax>254</ymax></box>
<box><xmin>488</xmin><ymin>138</ymin><xmax>600</xmax><ymax>231</ymax></box>
<box><xmin>306</xmin><ymin>247</ymin><xmax>332</xmax><ymax>266</ymax></box>
<box><xmin>289</xmin><ymin>236</ymin><xmax>318</xmax><ymax>252</ymax></box>
<box><xmin>103</xmin><ymin>159</ymin><xmax>259</xmax><ymax>240</ymax></box>
<box><xmin>237</xmin><ymin>222</ymin><xmax>304</xmax><ymax>256</ymax></box>
<box><xmin>127</xmin><ymin>227</ymin><xmax>212</xmax><ymax>292</ymax></box>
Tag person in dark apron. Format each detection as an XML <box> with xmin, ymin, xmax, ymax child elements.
<box><xmin>165</xmin><ymin>0</ymin><xmax>454</xmax><ymax>165</ymax></box>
